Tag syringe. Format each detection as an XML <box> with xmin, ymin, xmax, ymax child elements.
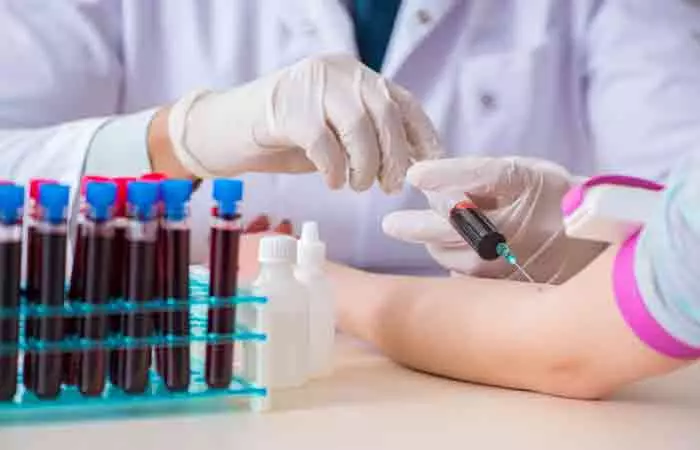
<box><xmin>448</xmin><ymin>199</ymin><xmax>535</xmax><ymax>283</ymax></box>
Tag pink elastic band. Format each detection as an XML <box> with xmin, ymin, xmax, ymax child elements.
<box><xmin>561</xmin><ymin>175</ymin><xmax>664</xmax><ymax>218</ymax></box>
<box><xmin>613</xmin><ymin>234</ymin><xmax>700</xmax><ymax>359</ymax></box>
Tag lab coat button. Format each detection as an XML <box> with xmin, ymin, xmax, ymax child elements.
<box><xmin>416</xmin><ymin>10</ymin><xmax>432</xmax><ymax>25</ymax></box>
<box><xmin>300</xmin><ymin>21</ymin><xmax>317</xmax><ymax>35</ymax></box>
<box><xmin>479</xmin><ymin>92</ymin><xmax>497</xmax><ymax>111</ymax></box>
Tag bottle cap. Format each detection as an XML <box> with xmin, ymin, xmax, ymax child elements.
<box><xmin>86</xmin><ymin>180</ymin><xmax>117</xmax><ymax>221</ymax></box>
<box><xmin>39</xmin><ymin>183</ymin><xmax>70</xmax><ymax>224</ymax></box>
<box><xmin>161</xmin><ymin>179</ymin><xmax>193</xmax><ymax>220</ymax></box>
<box><xmin>258</xmin><ymin>235</ymin><xmax>297</xmax><ymax>264</ymax></box>
<box><xmin>112</xmin><ymin>176</ymin><xmax>136</xmax><ymax>217</ymax></box>
<box><xmin>127</xmin><ymin>180</ymin><xmax>159</xmax><ymax>220</ymax></box>
<box><xmin>0</xmin><ymin>184</ymin><xmax>25</xmax><ymax>225</ymax></box>
<box><xmin>29</xmin><ymin>178</ymin><xmax>58</xmax><ymax>201</ymax></box>
<box><xmin>298</xmin><ymin>221</ymin><xmax>326</xmax><ymax>268</ymax></box>
<box><xmin>213</xmin><ymin>179</ymin><xmax>243</xmax><ymax>217</ymax></box>
<box><xmin>80</xmin><ymin>175</ymin><xmax>110</xmax><ymax>196</ymax></box>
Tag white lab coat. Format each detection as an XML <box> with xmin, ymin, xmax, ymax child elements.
<box><xmin>1</xmin><ymin>0</ymin><xmax>699</xmax><ymax>272</ymax></box>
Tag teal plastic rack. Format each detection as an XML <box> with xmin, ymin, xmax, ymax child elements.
<box><xmin>0</xmin><ymin>271</ymin><xmax>268</xmax><ymax>425</ymax></box>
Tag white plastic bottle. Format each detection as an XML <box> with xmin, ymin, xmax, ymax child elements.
<box><xmin>295</xmin><ymin>222</ymin><xmax>335</xmax><ymax>378</ymax></box>
<box><xmin>252</xmin><ymin>235</ymin><xmax>310</xmax><ymax>389</ymax></box>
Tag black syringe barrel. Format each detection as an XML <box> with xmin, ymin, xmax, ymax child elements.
<box><xmin>78</xmin><ymin>181</ymin><xmax>117</xmax><ymax>397</ymax></box>
<box><xmin>449</xmin><ymin>200</ymin><xmax>506</xmax><ymax>261</ymax></box>
<box><xmin>0</xmin><ymin>184</ymin><xmax>24</xmax><ymax>402</ymax></box>
<box><xmin>35</xmin><ymin>183</ymin><xmax>70</xmax><ymax>400</ymax></box>
<box><xmin>120</xmin><ymin>181</ymin><xmax>159</xmax><ymax>395</ymax></box>
<box><xmin>206</xmin><ymin>179</ymin><xmax>243</xmax><ymax>390</ymax></box>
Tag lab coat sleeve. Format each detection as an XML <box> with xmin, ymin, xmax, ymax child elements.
<box><xmin>585</xmin><ymin>0</ymin><xmax>700</xmax><ymax>180</ymax></box>
<box><xmin>84</xmin><ymin>109</ymin><xmax>157</xmax><ymax>177</ymax></box>
<box><xmin>0</xmin><ymin>0</ymin><xmax>124</xmax><ymax>186</ymax></box>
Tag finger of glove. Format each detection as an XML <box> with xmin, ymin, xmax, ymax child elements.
<box><xmin>326</xmin><ymin>71</ymin><xmax>382</xmax><ymax>192</ymax></box>
<box><xmin>361</xmin><ymin>76</ymin><xmax>411</xmax><ymax>193</ymax></box>
<box><xmin>407</xmin><ymin>157</ymin><xmax>531</xmax><ymax>202</ymax></box>
<box><xmin>387</xmin><ymin>83</ymin><xmax>443</xmax><ymax>161</ymax></box>
<box><xmin>301</xmin><ymin>126</ymin><xmax>349</xmax><ymax>190</ymax></box>
<box><xmin>382</xmin><ymin>209</ymin><xmax>464</xmax><ymax>245</ymax></box>
<box><xmin>275</xmin><ymin>58</ymin><xmax>349</xmax><ymax>189</ymax></box>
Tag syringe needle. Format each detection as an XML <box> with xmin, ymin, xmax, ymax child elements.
<box><xmin>495</xmin><ymin>243</ymin><xmax>536</xmax><ymax>283</ymax></box>
<box><xmin>512</xmin><ymin>261</ymin><xmax>535</xmax><ymax>283</ymax></box>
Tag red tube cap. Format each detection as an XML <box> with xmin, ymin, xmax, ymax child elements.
<box><xmin>80</xmin><ymin>175</ymin><xmax>111</xmax><ymax>196</ymax></box>
<box><xmin>112</xmin><ymin>176</ymin><xmax>136</xmax><ymax>217</ymax></box>
<box><xmin>29</xmin><ymin>178</ymin><xmax>59</xmax><ymax>200</ymax></box>
<box><xmin>141</xmin><ymin>172</ymin><xmax>168</xmax><ymax>181</ymax></box>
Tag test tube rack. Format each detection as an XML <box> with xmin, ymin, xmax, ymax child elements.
<box><xmin>0</xmin><ymin>269</ymin><xmax>269</xmax><ymax>425</ymax></box>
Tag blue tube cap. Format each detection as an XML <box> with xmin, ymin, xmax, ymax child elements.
<box><xmin>86</xmin><ymin>180</ymin><xmax>117</xmax><ymax>221</ymax></box>
<box><xmin>127</xmin><ymin>180</ymin><xmax>159</xmax><ymax>220</ymax></box>
<box><xmin>161</xmin><ymin>179</ymin><xmax>193</xmax><ymax>221</ymax></box>
<box><xmin>0</xmin><ymin>184</ymin><xmax>25</xmax><ymax>225</ymax></box>
<box><xmin>39</xmin><ymin>183</ymin><xmax>70</xmax><ymax>224</ymax></box>
<box><xmin>213</xmin><ymin>179</ymin><xmax>244</xmax><ymax>217</ymax></box>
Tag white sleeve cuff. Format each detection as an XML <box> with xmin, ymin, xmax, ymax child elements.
<box><xmin>85</xmin><ymin>108</ymin><xmax>158</xmax><ymax>177</ymax></box>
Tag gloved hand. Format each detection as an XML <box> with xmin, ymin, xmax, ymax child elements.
<box><xmin>382</xmin><ymin>157</ymin><xmax>607</xmax><ymax>284</ymax></box>
<box><xmin>167</xmin><ymin>54</ymin><xmax>442</xmax><ymax>192</ymax></box>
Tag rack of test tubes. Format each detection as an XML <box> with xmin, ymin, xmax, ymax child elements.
<box><xmin>0</xmin><ymin>175</ymin><xmax>269</xmax><ymax>424</ymax></box>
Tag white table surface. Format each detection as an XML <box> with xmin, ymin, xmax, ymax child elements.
<box><xmin>2</xmin><ymin>335</ymin><xmax>700</xmax><ymax>450</ymax></box>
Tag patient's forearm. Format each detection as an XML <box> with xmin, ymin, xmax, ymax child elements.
<box><xmin>331</xmin><ymin>265</ymin><xmax>567</xmax><ymax>394</ymax></box>
<box><xmin>330</xmin><ymin>247</ymin><xmax>688</xmax><ymax>398</ymax></box>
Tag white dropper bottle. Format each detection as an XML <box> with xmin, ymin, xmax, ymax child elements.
<box><xmin>253</xmin><ymin>235</ymin><xmax>310</xmax><ymax>389</ymax></box>
<box><xmin>295</xmin><ymin>222</ymin><xmax>335</xmax><ymax>378</ymax></box>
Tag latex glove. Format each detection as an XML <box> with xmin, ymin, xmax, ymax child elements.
<box><xmin>382</xmin><ymin>157</ymin><xmax>607</xmax><ymax>284</ymax></box>
<box><xmin>167</xmin><ymin>54</ymin><xmax>442</xmax><ymax>192</ymax></box>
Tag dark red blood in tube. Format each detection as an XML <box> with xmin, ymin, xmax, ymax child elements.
<box><xmin>108</xmin><ymin>177</ymin><xmax>133</xmax><ymax>388</ymax></box>
<box><xmin>206</xmin><ymin>219</ymin><xmax>240</xmax><ymax>389</ymax></box>
<box><xmin>34</xmin><ymin>231</ymin><xmax>67</xmax><ymax>399</ymax></box>
<box><xmin>120</xmin><ymin>239</ymin><xmax>155</xmax><ymax>394</ymax></box>
<box><xmin>78</xmin><ymin>223</ymin><xmax>113</xmax><ymax>397</ymax></box>
<box><xmin>162</xmin><ymin>228</ymin><xmax>190</xmax><ymax>391</ymax></box>
<box><xmin>24</xmin><ymin>179</ymin><xmax>58</xmax><ymax>393</ymax></box>
<box><xmin>0</xmin><ymin>240</ymin><xmax>21</xmax><ymax>401</ymax></box>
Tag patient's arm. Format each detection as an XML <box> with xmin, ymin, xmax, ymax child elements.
<box><xmin>330</xmin><ymin>246</ymin><xmax>690</xmax><ymax>399</ymax></box>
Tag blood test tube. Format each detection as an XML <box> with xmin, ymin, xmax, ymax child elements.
<box><xmin>206</xmin><ymin>179</ymin><xmax>243</xmax><ymax>389</ymax></box>
<box><xmin>119</xmin><ymin>181</ymin><xmax>158</xmax><ymax>395</ymax></box>
<box><xmin>140</xmin><ymin>173</ymin><xmax>167</xmax><ymax>379</ymax></box>
<box><xmin>64</xmin><ymin>175</ymin><xmax>110</xmax><ymax>387</ymax></box>
<box><xmin>0</xmin><ymin>185</ymin><xmax>24</xmax><ymax>401</ymax></box>
<box><xmin>35</xmin><ymin>183</ymin><xmax>70</xmax><ymax>399</ymax></box>
<box><xmin>23</xmin><ymin>178</ymin><xmax>58</xmax><ymax>393</ymax></box>
<box><xmin>160</xmin><ymin>179</ymin><xmax>193</xmax><ymax>392</ymax></box>
<box><xmin>77</xmin><ymin>181</ymin><xmax>116</xmax><ymax>397</ymax></box>
<box><xmin>108</xmin><ymin>176</ymin><xmax>134</xmax><ymax>388</ymax></box>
